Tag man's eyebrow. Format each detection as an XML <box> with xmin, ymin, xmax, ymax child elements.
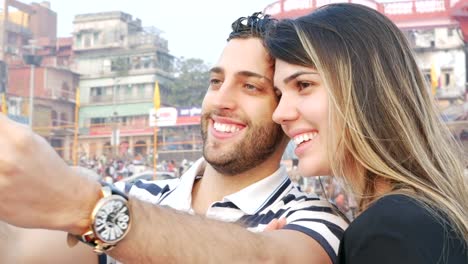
<box><xmin>237</xmin><ymin>71</ymin><xmax>273</xmax><ymax>84</ymax></box>
<box><xmin>209</xmin><ymin>67</ymin><xmax>273</xmax><ymax>84</ymax></box>
<box><xmin>210</xmin><ymin>67</ymin><xmax>224</xmax><ymax>74</ymax></box>
<box><xmin>283</xmin><ymin>71</ymin><xmax>318</xmax><ymax>84</ymax></box>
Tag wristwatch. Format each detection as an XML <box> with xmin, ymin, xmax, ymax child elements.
<box><xmin>69</xmin><ymin>182</ymin><xmax>132</xmax><ymax>254</ymax></box>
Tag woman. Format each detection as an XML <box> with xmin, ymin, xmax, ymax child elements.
<box><xmin>265</xmin><ymin>3</ymin><xmax>467</xmax><ymax>263</ymax></box>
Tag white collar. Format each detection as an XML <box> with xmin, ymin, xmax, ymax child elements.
<box><xmin>160</xmin><ymin>158</ymin><xmax>291</xmax><ymax>215</ymax></box>
<box><xmin>221</xmin><ymin>166</ymin><xmax>290</xmax><ymax>214</ymax></box>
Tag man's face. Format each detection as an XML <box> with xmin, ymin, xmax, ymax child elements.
<box><xmin>201</xmin><ymin>37</ymin><xmax>285</xmax><ymax>175</ymax></box>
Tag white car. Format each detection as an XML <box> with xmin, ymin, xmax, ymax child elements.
<box><xmin>118</xmin><ymin>170</ymin><xmax>176</xmax><ymax>185</ymax></box>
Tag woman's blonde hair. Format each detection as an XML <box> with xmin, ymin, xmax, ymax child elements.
<box><xmin>266</xmin><ymin>3</ymin><xmax>467</xmax><ymax>242</ymax></box>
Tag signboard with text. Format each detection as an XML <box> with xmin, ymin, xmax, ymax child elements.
<box><xmin>149</xmin><ymin>107</ymin><xmax>178</xmax><ymax>127</ymax></box>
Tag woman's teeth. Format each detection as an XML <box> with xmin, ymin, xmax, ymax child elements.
<box><xmin>293</xmin><ymin>132</ymin><xmax>318</xmax><ymax>146</ymax></box>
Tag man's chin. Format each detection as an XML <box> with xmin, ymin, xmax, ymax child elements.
<box><xmin>203</xmin><ymin>150</ymin><xmax>231</xmax><ymax>166</ymax></box>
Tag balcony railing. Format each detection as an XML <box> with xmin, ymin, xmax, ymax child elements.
<box><xmin>88</xmin><ymin>94</ymin><xmax>153</xmax><ymax>104</ymax></box>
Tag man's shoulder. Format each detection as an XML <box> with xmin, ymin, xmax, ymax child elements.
<box><xmin>116</xmin><ymin>178</ymin><xmax>181</xmax><ymax>204</ymax></box>
<box><xmin>277</xmin><ymin>184</ymin><xmax>331</xmax><ymax>210</ymax></box>
<box><xmin>116</xmin><ymin>158</ymin><xmax>205</xmax><ymax>203</ymax></box>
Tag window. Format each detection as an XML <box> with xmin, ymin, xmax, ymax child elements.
<box><xmin>61</xmin><ymin>82</ymin><xmax>70</xmax><ymax>99</ymax></box>
<box><xmin>60</xmin><ymin>113</ymin><xmax>68</xmax><ymax>126</ymax></box>
<box><xmin>76</xmin><ymin>34</ymin><xmax>82</xmax><ymax>47</ymax></box>
<box><xmin>125</xmin><ymin>85</ymin><xmax>133</xmax><ymax>95</ymax></box>
<box><xmin>115</xmin><ymin>85</ymin><xmax>122</xmax><ymax>95</ymax></box>
<box><xmin>447</xmin><ymin>28</ymin><xmax>455</xmax><ymax>37</ymax></box>
<box><xmin>51</xmin><ymin>111</ymin><xmax>58</xmax><ymax>126</ymax></box>
<box><xmin>90</xmin><ymin>87</ymin><xmax>103</xmax><ymax>96</ymax></box>
<box><xmin>138</xmin><ymin>84</ymin><xmax>146</xmax><ymax>96</ymax></box>
<box><xmin>142</xmin><ymin>56</ymin><xmax>153</xmax><ymax>68</ymax></box>
<box><xmin>120</xmin><ymin>116</ymin><xmax>128</xmax><ymax>126</ymax></box>
<box><xmin>111</xmin><ymin>57</ymin><xmax>130</xmax><ymax>72</ymax></box>
<box><xmin>84</xmin><ymin>34</ymin><xmax>92</xmax><ymax>48</ymax></box>
<box><xmin>93</xmin><ymin>32</ymin><xmax>100</xmax><ymax>45</ymax></box>
<box><xmin>157</xmin><ymin>51</ymin><xmax>173</xmax><ymax>72</ymax></box>
<box><xmin>441</xmin><ymin>69</ymin><xmax>453</xmax><ymax>88</ymax></box>
<box><xmin>8</xmin><ymin>98</ymin><xmax>20</xmax><ymax>115</ymax></box>
<box><xmin>132</xmin><ymin>56</ymin><xmax>141</xmax><ymax>69</ymax></box>
<box><xmin>90</xmin><ymin>117</ymin><xmax>106</xmax><ymax>125</ymax></box>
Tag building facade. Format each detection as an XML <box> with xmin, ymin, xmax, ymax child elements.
<box><xmin>72</xmin><ymin>11</ymin><xmax>179</xmax><ymax>163</ymax></box>
<box><xmin>0</xmin><ymin>1</ymin><xmax>56</xmax><ymax>63</ymax></box>
<box><xmin>1</xmin><ymin>1</ymin><xmax>79</xmax><ymax>161</ymax></box>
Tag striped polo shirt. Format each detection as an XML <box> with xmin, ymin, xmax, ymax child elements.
<box><xmin>114</xmin><ymin>158</ymin><xmax>348</xmax><ymax>263</ymax></box>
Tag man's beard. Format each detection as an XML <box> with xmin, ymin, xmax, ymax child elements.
<box><xmin>200</xmin><ymin>111</ymin><xmax>285</xmax><ymax>175</ymax></box>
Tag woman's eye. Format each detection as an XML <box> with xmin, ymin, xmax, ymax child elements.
<box><xmin>297</xmin><ymin>81</ymin><xmax>312</xmax><ymax>90</ymax></box>
<box><xmin>274</xmin><ymin>88</ymin><xmax>282</xmax><ymax>98</ymax></box>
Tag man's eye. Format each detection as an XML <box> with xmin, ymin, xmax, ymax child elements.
<box><xmin>244</xmin><ymin>83</ymin><xmax>258</xmax><ymax>91</ymax></box>
<box><xmin>210</xmin><ymin>79</ymin><xmax>222</xmax><ymax>85</ymax></box>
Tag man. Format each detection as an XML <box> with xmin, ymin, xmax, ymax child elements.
<box><xmin>0</xmin><ymin>12</ymin><xmax>347</xmax><ymax>263</ymax></box>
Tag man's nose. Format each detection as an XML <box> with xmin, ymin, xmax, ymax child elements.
<box><xmin>212</xmin><ymin>82</ymin><xmax>237</xmax><ymax>110</ymax></box>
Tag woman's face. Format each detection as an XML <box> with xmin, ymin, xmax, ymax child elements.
<box><xmin>273</xmin><ymin>59</ymin><xmax>332</xmax><ymax>176</ymax></box>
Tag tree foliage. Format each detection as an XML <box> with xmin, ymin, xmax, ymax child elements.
<box><xmin>164</xmin><ymin>57</ymin><xmax>210</xmax><ymax>107</ymax></box>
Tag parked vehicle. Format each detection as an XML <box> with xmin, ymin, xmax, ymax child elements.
<box><xmin>118</xmin><ymin>170</ymin><xmax>176</xmax><ymax>185</ymax></box>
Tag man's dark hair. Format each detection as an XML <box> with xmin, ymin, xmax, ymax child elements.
<box><xmin>228</xmin><ymin>12</ymin><xmax>276</xmax><ymax>41</ymax></box>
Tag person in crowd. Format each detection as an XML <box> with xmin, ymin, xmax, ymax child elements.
<box><xmin>266</xmin><ymin>3</ymin><xmax>467</xmax><ymax>263</ymax></box>
<box><xmin>167</xmin><ymin>159</ymin><xmax>176</xmax><ymax>173</ymax></box>
<box><xmin>0</xmin><ymin>12</ymin><xmax>347</xmax><ymax>264</ymax></box>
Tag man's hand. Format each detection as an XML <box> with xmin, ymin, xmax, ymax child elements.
<box><xmin>0</xmin><ymin>114</ymin><xmax>101</xmax><ymax>234</ymax></box>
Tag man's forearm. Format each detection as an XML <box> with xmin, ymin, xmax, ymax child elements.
<box><xmin>109</xmin><ymin>199</ymin><xmax>279</xmax><ymax>263</ymax></box>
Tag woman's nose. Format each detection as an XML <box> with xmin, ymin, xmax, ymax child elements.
<box><xmin>272</xmin><ymin>94</ymin><xmax>298</xmax><ymax>125</ymax></box>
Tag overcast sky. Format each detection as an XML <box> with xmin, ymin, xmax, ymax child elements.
<box><xmin>44</xmin><ymin>0</ymin><xmax>274</xmax><ymax>65</ymax></box>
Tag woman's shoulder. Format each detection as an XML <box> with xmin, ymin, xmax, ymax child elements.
<box><xmin>340</xmin><ymin>194</ymin><xmax>467</xmax><ymax>264</ymax></box>
<box><xmin>352</xmin><ymin>194</ymin><xmax>439</xmax><ymax>232</ymax></box>
<box><xmin>366</xmin><ymin>194</ymin><xmax>427</xmax><ymax>216</ymax></box>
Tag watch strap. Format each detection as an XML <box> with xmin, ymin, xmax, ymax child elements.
<box><xmin>100</xmin><ymin>180</ymin><xmax>129</xmax><ymax>199</ymax></box>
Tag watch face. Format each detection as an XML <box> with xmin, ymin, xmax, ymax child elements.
<box><xmin>93</xmin><ymin>195</ymin><xmax>131</xmax><ymax>243</ymax></box>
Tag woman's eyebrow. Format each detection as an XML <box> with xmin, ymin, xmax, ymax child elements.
<box><xmin>282</xmin><ymin>71</ymin><xmax>318</xmax><ymax>84</ymax></box>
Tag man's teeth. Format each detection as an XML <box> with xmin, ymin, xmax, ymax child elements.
<box><xmin>214</xmin><ymin>122</ymin><xmax>240</xmax><ymax>133</ymax></box>
<box><xmin>293</xmin><ymin>132</ymin><xmax>318</xmax><ymax>146</ymax></box>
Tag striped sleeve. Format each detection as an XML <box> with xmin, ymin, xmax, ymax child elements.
<box><xmin>283</xmin><ymin>199</ymin><xmax>348</xmax><ymax>264</ymax></box>
<box><xmin>115</xmin><ymin>178</ymin><xmax>179</xmax><ymax>204</ymax></box>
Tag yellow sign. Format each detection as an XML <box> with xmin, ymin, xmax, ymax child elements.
<box><xmin>75</xmin><ymin>88</ymin><xmax>80</xmax><ymax>108</ymax></box>
<box><xmin>153</xmin><ymin>81</ymin><xmax>160</xmax><ymax>110</ymax></box>
<box><xmin>430</xmin><ymin>62</ymin><xmax>438</xmax><ymax>95</ymax></box>
<box><xmin>1</xmin><ymin>93</ymin><xmax>7</xmax><ymax>114</ymax></box>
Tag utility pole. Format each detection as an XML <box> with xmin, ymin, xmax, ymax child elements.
<box><xmin>1</xmin><ymin>0</ymin><xmax>8</xmax><ymax>62</ymax></box>
<box><xmin>465</xmin><ymin>41</ymin><xmax>468</xmax><ymax>102</ymax></box>
<box><xmin>0</xmin><ymin>60</ymin><xmax>6</xmax><ymax>114</ymax></box>
<box><xmin>111</xmin><ymin>78</ymin><xmax>120</xmax><ymax>158</ymax></box>
<box><xmin>23</xmin><ymin>39</ymin><xmax>41</xmax><ymax>128</ymax></box>
<box><xmin>0</xmin><ymin>1</ymin><xmax>9</xmax><ymax>115</ymax></box>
